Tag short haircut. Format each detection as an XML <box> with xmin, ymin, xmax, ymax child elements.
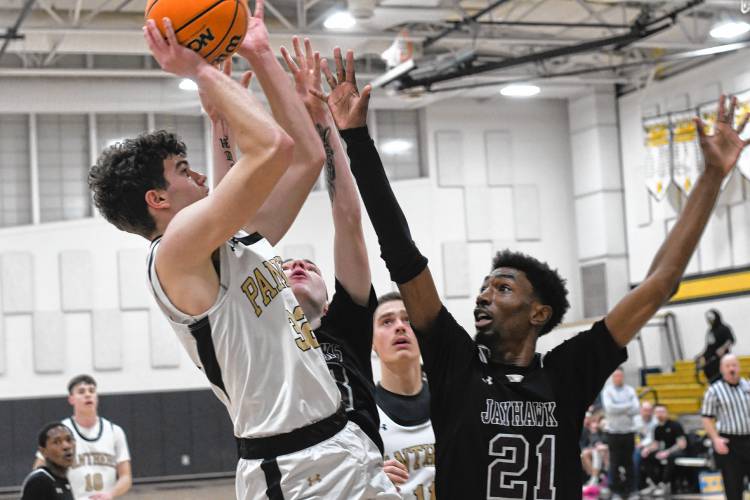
<box><xmin>654</xmin><ymin>403</ymin><xmax>668</xmax><ymax>411</ymax></box>
<box><xmin>376</xmin><ymin>292</ymin><xmax>402</xmax><ymax>309</ymax></box>
<box><xmin>67</xmin><ymin>374</ymin><xmax>97</xmax><ymax>394</ymax></box>
<box><xmin>89</xmin><ymin>130</ymin><xmax>187</xmax><ymax>238</ymax></box>
<box><xmin>491</xmin><ymin>250</ymin><xmax>570</xmax><ymax>335</ymax></box>
<box><xmin>38</xmin><ymin>422</ymin><xmax>71</xmax><ymax>448</ymax></box>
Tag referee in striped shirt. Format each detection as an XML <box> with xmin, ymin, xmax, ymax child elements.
<box><xmin>701</xmin><ymin>353</ymin><xmax>750</xmax><ymax>500</ymax></box>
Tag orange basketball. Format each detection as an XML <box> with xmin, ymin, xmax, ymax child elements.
<box><xmin>145</xmin><ymin>0</ymin><xmax>248</xmax><ymax>64</ymax></box>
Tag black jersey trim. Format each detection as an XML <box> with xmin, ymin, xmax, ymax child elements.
<box><xmin>234</xmin><ymin>232</ymin><xmax>264</xmax><ymax>246</ymax></box>
<box><xmin>260</xmin><ymin>458</ymin><xmax>285</xmax><ymax>500</ymax></box>
<box><xmin>188</xmin><ymin>316</ymin><xmax>231</xmax><ymax>403</ymax></box>
<box><xmin>68</xmin><ymin>417</ymin><xmax>104</xmax><ymax>443</ymax></box>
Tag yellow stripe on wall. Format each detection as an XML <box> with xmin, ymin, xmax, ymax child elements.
<box><xmin>669</xmin><ymin>269</ymin><xmax>750</xmax><ymax>304</ymax></box>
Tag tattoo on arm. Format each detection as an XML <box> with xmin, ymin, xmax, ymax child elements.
<box><xmin>219</xmin><ymin>135</ymin><xmax>235</xmax><ymax>167</ymax></box>
<box><xmin>316</xmin><ymin>124</ymin><xmax>335</xmax><ymax>199</ymax></box>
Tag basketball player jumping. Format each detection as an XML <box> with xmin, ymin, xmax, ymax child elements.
<box><xmin>89</xmin><ymin>7</ymin><xmax>395</xmax><ymax>499</ymax></box>
<box><xmin>33</xmin><ymin>375</ymin><xmax>131</xmax><ymax>500</ymax></box>
<box><xmin>317</xmin><ymin>49</ymin><xmax>749</xmax><ymax>498</ymax></box>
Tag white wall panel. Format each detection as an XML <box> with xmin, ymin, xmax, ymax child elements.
<box><xmin>33</xmin><ymin>311</ymin><xmax>65</xmax><ymax>373</ymax></box>
<box><xmin>117</xmin><ymin>248</ymin><xmax>149</xmax><ymax>310</ymax></box>
<box><xmin>513</xmin><ymin>185</ymin><xmax>541</xmax><ymax>241</ymax></box>
<box><xmin>149</xmin><ymin>310</ymin><xmax>181</xmax><ymax>368</ymax></box>
<box><xmin>92</xmin><ymin>309</ymin><xmax>122</xmax><ymax>371</ymax></box>
<box><xmin>718</xmin><ymin>171</ymin><xmax>745</xmax><ymax>206</ymax></box>
<box><xmin>435</xmin><ymin>130</ymin><xmax>464</xmax><ymax>187</ymax></box>
<box><xmin>464</xmin><ymin>187</ymin><xmax>492</xmax><ymax>241</ymax></box>
<box><xmin>489</xmin><ymin>187</ymin><xmax>515</xmax><ymax>242</ymax></box>
<box><xmin>282</xmin><ymin>244</ymin><xmax>315</xmax><ymax>262</ymax></box>
<box><xmin>442</xmin><ymin>241</ymin><xmax>470</xmax><ymax>298</ymax></box>
<box><xmin>730</xmin><ymin>202</ymin><xmax>750</xmax><ymax>266</ymax></box>
<box><xmin>698</xmin><ymin>206</ymin><xmax>732</xmax><ymax>272</ymax></box>
<box><xmin>59</xmin><ymin>250</ymin><xmax>93</xmax><ymax>312</ymax></box>
<box><xmin>1</xmin><ymin>252</ymin><xmax>33</xmax><ymax>313</ymax></box>
<box><xmin>485</xmin><ymin>131</ymin><xmax>513</xmax><ymax>186</ymax></box>
<box><xmin>0</xmin><ymin>314</ymin><xmax>4</xmax><ymax>375</ymax></box>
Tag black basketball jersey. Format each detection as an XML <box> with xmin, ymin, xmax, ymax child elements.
<box><xmin>21</xmin><ymin>467</ymin><xmax>74</xmax><ymax>500</ymax></box>
<box><xmin>416</xmin><ymin>306</ymin><xmax>626</xmax><ymax>499</ymax></box>
<box><xmin>315</xmin><ymin>280</ymin><xmax>383</xmax><ymax>453</ymax></box>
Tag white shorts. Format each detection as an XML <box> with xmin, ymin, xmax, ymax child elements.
<box><xmin>236</xmin><ymin>422</ymin><xmax>400</xmax><ymax>500</ymax></box>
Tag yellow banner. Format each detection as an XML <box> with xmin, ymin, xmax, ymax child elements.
<box><xmin>669</xmin><ymin>268</ymin><xmax>750</xmax><ymax>304</ymax></box>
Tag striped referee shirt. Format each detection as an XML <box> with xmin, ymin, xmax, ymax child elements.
<box><xmin>701</xmin><ymin>378</ymin><xmax>750</xmax><ymax>435</ymax></box>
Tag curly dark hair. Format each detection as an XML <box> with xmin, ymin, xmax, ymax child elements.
<box><xmin>491</xmin><ymin>250</ymin><xmax>570</xmax><ymax>336</ymax></box>
<box><xmin>89</xmin><ymin>130</ymin><xmax>186</xmax><ymax>238</ymax></box>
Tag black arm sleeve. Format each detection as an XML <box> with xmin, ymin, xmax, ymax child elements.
<box><xmin>340</xmin><ymin>126</ymin><xmax>428</xmax><ymax>284</ymax></box>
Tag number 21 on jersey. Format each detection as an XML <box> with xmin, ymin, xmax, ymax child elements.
<box><xmin>487</xmin><ymin>434</ymin><xmax>555</xmax><ymax>499</ymax></box>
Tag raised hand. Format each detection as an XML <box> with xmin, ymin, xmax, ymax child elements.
<box><xmin>280</xmin><ymin>37</ymin><xmax>325</xmax><ymax>117</ymax></box>
<box><xmin>143</xmin><ymin>18</ymin><xmax>208</xmax><ymax>78</ymax></box>
<box><xmin>311</xmin><ymin>48</ymin><xmax>372</xmax><ymax>130</ymax></box>
<box><xmin>696</xmin><ymin>95</ymin><xmax>750</xmax><ymax>177</ymax></box>
<box><xmin>238</xmin><ymin>0</ymin><xmax>271</xmax><ymax>58</ymax></box>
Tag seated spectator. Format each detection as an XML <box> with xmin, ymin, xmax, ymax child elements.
<box><xmin>581</xmin><ymin>415</ymin><xmax>609</xmax><ymax>486</ymax></box>
<box><xmin>633</xmin><ymin>401</ymin><xmax>657</xmax><ymax>490</ymax></box>
<box><xmin>640</xmin><ymin>404</ymin><xmax>687</xmax><ymax>496</ymax></box>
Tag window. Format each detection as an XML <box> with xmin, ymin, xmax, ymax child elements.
<box><xmin>155</xmin><ymin>114</ymin><xmax>207</xmax><ymax>174</ymax></box>
<box><xmin>0</xmin><ymin>115</ymin><xmax>31</xmax><ymax>227</ymax></box>
<box><xmin>37</xmin><ymin>114</ymin><xmax>91</xmax><ymax>222</ymax></box>
<box><xmin>374</xmin><ymin>110</ymin><xmax>424</xmax><ymax>180</ymax></box>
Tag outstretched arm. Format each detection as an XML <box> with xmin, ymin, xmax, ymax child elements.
<box><xmin>284</xmin><ymin>42</ymin><xmax>371</xmax><ymax>304</ymax></box>
<box><xmin>236</xmin><ymin>0</ymin><xmax>325</xmax><ymax>245</ymax></box>
<box><xmin>606</xmin><ymin>95</ymin><xmax>750</xmax><ymax>347</ymax></box>
<box><xmin>317</xmin><ymin>49</ymin><xmax>442</xmax><ymax>331</ymax></box>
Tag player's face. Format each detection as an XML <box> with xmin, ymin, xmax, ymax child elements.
<box><xmin>68</xmin><ymin>382</ymin><xmax>98</xmax><ymax>414</ymax></box>
<box><xmin>373</xmin><ymin>300</ymin><xmax>420</xmax><ymax>364</ymax></box>
<box><xmin>282</xmin><ymin>259</ymin><xmax>328</xmax><ymax>308</ymax></box>
<box><xmin>474</xmin><ymin>267</ymin><xmax>545</xmax><ymax>345</ymax></box>
<box><xmin>162</xmin><ymin>155</ymin><xmax>208</xmax><ymax>213</ymax></box>
<box><xmin>41</xmin><ymin>426</ymin><xmax>75</xmax><ymax>469</ymax></box>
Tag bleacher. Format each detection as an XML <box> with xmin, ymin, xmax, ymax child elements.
<box><xmin>639</xmin><ymin>355</ymin><xmax>750</xmax><ymax>415</ymax></box>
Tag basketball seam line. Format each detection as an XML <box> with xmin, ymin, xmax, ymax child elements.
<box><xmin>173</xmin><ymin>0</ymin><xmax>228</xmax><ymax>34</ymax></box>
<box><xmin>202</xmin><ymin>0</ymin><xmax>242</xmax><ymax>61</ymax></box>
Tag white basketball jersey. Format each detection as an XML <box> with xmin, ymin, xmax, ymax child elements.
<box><xmin>63</xmin><ymin>417</ymin><xmax>129</xmax><ymax>499</ymax></box>
<box><xmin>148</xmin><ymin>234</ymin><xmax>340</xmax><ymax>438</ymax></box>
<box><xmin>377</xmin><ymin>406</ymin><xmax>436</xmax><ymax>500</ymax></box>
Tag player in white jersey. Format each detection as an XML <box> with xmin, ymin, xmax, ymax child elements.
<box><xmin>89</xmin><ymin>4</ymin><xmax>395</xmax><ymax>499</ymax></box>
<box><xmin>33</xmin><ymin>375</ymin><xmax>131</xmax><ymax>500</ymax></box>
<box><xmin>373</xmin><ymin>293</ymin><xmax>435</xmax><ymax>499</ymax></box>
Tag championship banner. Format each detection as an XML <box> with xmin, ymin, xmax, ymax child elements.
<box><xmin>642</xmin><ymin>117</ymin><xmax>671</xmax><ymax>201</ymax></box>
<box><xmin>735</xmin><ymin>92</ymin><xmax>750</xmax><ymax>181</ymax></box>
<box><xmin>698</xmin><ymin>100</ymin><xmax>734</xmax><ymax>191</ymax></box>
<box><xmin>670</xmin><ymin>111</ymin><xmax>701</xmax><ymax>196</ymax></box>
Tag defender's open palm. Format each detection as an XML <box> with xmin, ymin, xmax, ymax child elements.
<box><xmin>280</xmin><ymin>37</ymin><xmax>324</xmax><ymax>115</ymax></box>
<box><xmin>312</xmin><ymin>48</ymin><xmax>372</xmax><ymax>130</ymax></box>
<box><xmin>239</xmin><ymin>0</ymin><xmax>271</xmax><ymax>57</ymax></box>
<box><xmin>697</xmin><ymin>95</ymin><xmax>750</xmax><ymax>176</ymax></box>
<box><xmin>143</xmin><ymin>18</ymin><xmax>207</xmax><ymax>79</ymax></box>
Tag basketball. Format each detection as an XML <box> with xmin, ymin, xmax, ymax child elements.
<box><xmin>145</xmin><ymin>0</ymin><xmax>249</xmax><ymax>64</ymax></box>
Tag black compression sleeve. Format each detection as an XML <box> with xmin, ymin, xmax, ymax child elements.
<box><xmin>341</xmin><ymin>126</ymin><xmax>427</xmax><ymax>284</ymax></box>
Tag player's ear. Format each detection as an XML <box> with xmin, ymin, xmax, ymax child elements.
<box><xmin>145</xmin><ymin>189</ymin><xmax>169</xmax><ymax>210</ymax></box>
<box><xmin>530</xmin><ymin>303</ymin><xmax>552</xmax><ymax>329</ymax></box>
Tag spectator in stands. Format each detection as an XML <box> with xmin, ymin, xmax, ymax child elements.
<box><xmin>701</xmin><ymin>354</ymin><xmax>750</xmax><ymax>500</ymax></box>
<box><xmin>696</xmin><ymin>309</ymin><xmax>735</xmax><ymax>383</ymax></box>
<box><xmin>581</xmin><ymin>414</ymin><xmax>609</xmax><ymax>487</ymax></box>
<box><xmin>633</xmin><ymin>401</ymin><xmax>657</xmax><ymax>491</ymax></box>
<box><xmin>640</xmin><ymin>404</ymin><xmax>687</xmax><ymax>496</ymax></box>
<box><xmin>602</xmin><ymin>367</ymin><xmax>639</xmax><ymax>499</ymax></box>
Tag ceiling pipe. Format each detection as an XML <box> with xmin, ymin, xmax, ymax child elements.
<box><xmin>0</xmin><ymin>0</ymin><xmax>36</xmax><ymax>60</ymax></box>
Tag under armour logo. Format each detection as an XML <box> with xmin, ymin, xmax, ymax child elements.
<box><xmin>381</xmin><ymin>423</ymin><xmax>388</xmax><ymax>431</ymax></box>
<box><xmin>482</xmin><ymin>376</ymin><xmax>493</xmax><ymax>385</ymax></box>
<box><xmin>308</xmin><ymin>474</ymin><xmax>322</xmax><ymax>486</ymax></box>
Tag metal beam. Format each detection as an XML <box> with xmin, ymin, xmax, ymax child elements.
<box><xmin>263</xmin><ymin>0</ymin><xmax>295</xmax><ymax>30</ymax></box>
<box><xmin>424</xmin><ymin>0</ymin><xmax>513</xmax><ymax>48</ymax></box>
<box><xmin>475</xmin><ymin>20</ymin><xmax>629</xmax><ymax>29</ymax></box>
<box><xmin>0</xmin><ymin>0</ymin><xmax>36</xmax><ymax>60</ymax></box>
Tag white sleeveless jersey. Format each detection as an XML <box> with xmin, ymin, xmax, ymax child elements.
<box><xmin>62</xmin><ymin>417</ymin><xmax>129</xmax><ymax>499</ymax></box>
<box><xmin>377</xmin><ymin>406</ymin><xmax>436</xmax><ymax>500</ymax></box>
<box><xmin>148</xmin><ymin>234</ymin><xmax>340</xmax><ymax>438</ymax></box>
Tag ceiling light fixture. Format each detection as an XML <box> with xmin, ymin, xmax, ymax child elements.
<box><xmin>324</xmin><ymin>11</ymin><xmax>356</xmax><ymax>30</ymax></box>
<box><xmin>179</xmin><ymin>78</ymin><xmax>199</xmax><ymax>91</ymax></box>
<box><xmin>380</xmin><ymin>139</ymin><xmax>413</xmax><ymax>155</ymax></box>
<box><xmin>710</xmin><ymin>20</ymin><xmax>750</xmax><ymax>40</ymax></box>
<box><xmin>500</xmin><ymin>84</ymin><xmax>540</xmax><ymax>97</ymax></box>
